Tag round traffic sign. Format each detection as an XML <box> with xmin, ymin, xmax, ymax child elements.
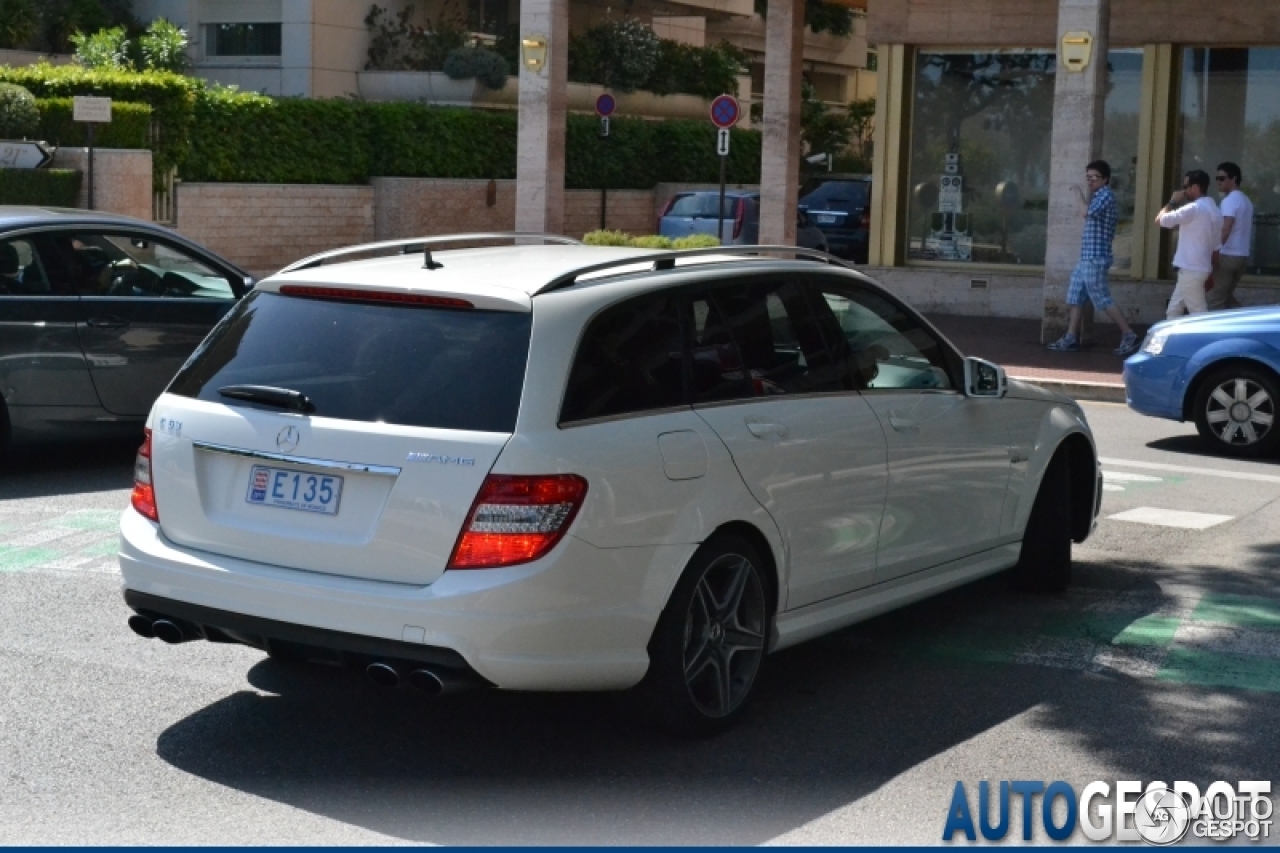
<box><xmin>710</xmin><ymin>94</ymin><xmax>739</xmax><ymax>129</ymax></box>
<box><xmin>595</xmin><ymin>93</ymin><xmax>616</xmax><ymax>117</ymax></box>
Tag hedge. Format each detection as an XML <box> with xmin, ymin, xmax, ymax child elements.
<box><xmin>0</xmin><ymin>168</ymin><xmax>82</xmax><ymax>206</ymax></box>
<box><xmin>0</xmin><ymin>64</ymin><xmax>196</xmax><ymax>180</ymax></box>
<box><xmin>36</xmin><ymin>98</ymin><xmax>152</xmax><ymax>150</ymax></box>
<box><xmin>185</xmin><ymin>91</ymin><xmax>762</xmax><ymax>189</ymax></box>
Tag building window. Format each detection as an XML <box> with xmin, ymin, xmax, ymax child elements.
<box><xmin>866</xmin><ymin>50</ymin><xmax>878</xmax><ymax>72</ymax></box>
<box><xmin>1177</xmin><ymin>47</ymin><xmax>1280</xmax><ymax>277</ymax></box>
<box><xmin>205</xmin><ymin>23</ymin><xmax>282</xmax><ymax>57</ymax></box>
<box><xmin>906</xmin><ymin>50</ymin><xmax>1140</xmax><ymax>268</ymax></box>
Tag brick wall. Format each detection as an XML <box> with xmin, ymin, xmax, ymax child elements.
<box><xmin>175</xmin><ymin>183</ymin><xmax>375</xmax><ymax>276</ymax></box>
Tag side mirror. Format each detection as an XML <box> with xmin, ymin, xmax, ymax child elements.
<box><xmin>243</xmin><ymin>275</ymin><xmax>256</xmax><ymax>291</ymax></box>
<box><xmin>964</xmin><ymin>356</ymin><xmax>1006</xmax><ymax>398</ymax></box>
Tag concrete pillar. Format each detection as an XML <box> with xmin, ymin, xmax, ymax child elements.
<box><xmin>1041</xmin><ymin>0</ymin><xmax>1110</xmax><ymax>343</ymax></box>
<box><xmin>758</xmin><ymin>0</ymin><xmax>804</xmax><ymax>246</ymax></box>
<box><xmin>514</xmin><ymin>0</ymin><xmax>569</xmax><ymax>234</ymax></box>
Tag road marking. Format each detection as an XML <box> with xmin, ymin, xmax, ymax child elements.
<box><xmin>1101</xmin><ymin>470</ymin><xmax>1164</xmax><ymax>492</ymax></box>
<box><xmin>1107</xmin><ymin>507</ymin><xmax>1234</xmax><ymax>529</ymax></box>
<box><xmin>1100</xmin><ymin>456</ymin><xmax>1280</xmax><ymax>484</ymax></box>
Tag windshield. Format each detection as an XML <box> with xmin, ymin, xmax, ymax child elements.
<box><xmin>799</xmin><ymin>180</ymin><xmax>870</xmax><ymax>212</ymax></box>
<box><xmin>168</xmin><ymin>291</ymin><xmax>532</xmax><ymax>432</ymax></box>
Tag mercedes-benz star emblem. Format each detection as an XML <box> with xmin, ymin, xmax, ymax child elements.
<box><xmin>276</xmin><ymin>426</ymin><xmax>301</xmax><ymax>454</ymax></box>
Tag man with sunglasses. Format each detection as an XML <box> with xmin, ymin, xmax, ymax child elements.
<box><xmin>1210</xmin><ymin>162</ymin><xmax>1252</xmax><ymax>310</ymax></box>
<box><xmin>1156</xmin><ymin>169</ymin><xmax>1223</xmax><ymax>319</ymax></box>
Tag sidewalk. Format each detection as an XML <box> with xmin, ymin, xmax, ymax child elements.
<box><xmin>927</xmin><ymin>314</ymin><xmax>1136</xmax><ymax>403</ymax></box>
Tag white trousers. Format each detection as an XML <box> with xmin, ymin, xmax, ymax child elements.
<box><xmin>1167</xmin><ymin>269</ymin><xmax>1210</xmax><ymax>319</ymax></box>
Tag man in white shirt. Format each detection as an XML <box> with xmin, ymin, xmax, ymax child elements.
<box><xmin>1156</xmin><ymin>169</ymin><xmax>1223</xmax><ymax>319</ymax></box>
<box><xmin>1210</xmin><ymin>161</ymin><xmax>1252</xmax><ymax>310</ymax></box>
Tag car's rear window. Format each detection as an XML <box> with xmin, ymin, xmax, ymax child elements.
<box><xmin>667</xmin><ymin>194</ymin><xmax>738</xmax><ymax>218</ymax></box>
<box><xmin>167</xmin><ymin>291</ymin><xmax>531</xmax><ymax>432</ymax></box>
<box><xmin>800</xmin><ymin>180</ymin><xmax>870</xmax><ymax>211</ymax></box>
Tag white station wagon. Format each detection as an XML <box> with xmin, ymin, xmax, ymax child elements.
<box><xmin>120</xmin><ymin>235</ymin><xmax>1101</xmax><ymax>734</ymax></box>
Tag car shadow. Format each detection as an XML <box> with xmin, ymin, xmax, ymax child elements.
<box><xmin>1146</xmin><ymin>434</ymin><xmax>1280</xmax><ymax>466</ymax></box>
<box><xmin>152</xmin><ymin>562</ymin><xmax>1280</xmax><ymax>844</ymax></box>
<box><xmin>0</xmin><ymin>438</ymin><xmax>137</xmax><ymax>499</ymax></box>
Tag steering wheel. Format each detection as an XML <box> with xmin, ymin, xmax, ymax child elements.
<box><xmin>104</xmin><ymin>259</ymin><xmax>155</xmax><ymax>295</ymax></box>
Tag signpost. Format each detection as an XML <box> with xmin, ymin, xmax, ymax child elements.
<box><xmin>0</xmin><ymin>141</ymin><xmax>53</xmax><ymax>170</ymax></box>
<box><xmin>595</xmin><ymin>94</ymin><xmax>616</xmax><ymax>230</ymax></box>
<box><xmin>73</xmin><ymin>96</ymin><xmax>112</xmax><ymax>210</ymax></box>
<box><xmin>709</xmin><ymin>94</ymin><xmax>740</xmax><ymax>244</ymax></box>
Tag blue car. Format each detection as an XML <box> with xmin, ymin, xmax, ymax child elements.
<box><xmin>1124</xmin><ymin>307</ymin><xmax>1280</xmax><ymax>457</ymax></box>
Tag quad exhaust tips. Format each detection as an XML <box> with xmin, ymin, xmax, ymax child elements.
<box><xmin>365</xmin><ymin>662</ymin><xmax>478</xmax><ymax>696</ymax></box>
<box><xmin>127</xmin><ymin>613</ymin><xmax>197</xmax><ymax>644</ymax></box>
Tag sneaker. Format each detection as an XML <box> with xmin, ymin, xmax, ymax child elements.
<box><xmin>1114</xmin><ymin>331</ymin><xmax>1140</xmax><ymax>356</ymax></box>
<box><xmin>1047</xmin><ymin>333</ymin><xmax>1079</xmax><ymax>352</ymax></box>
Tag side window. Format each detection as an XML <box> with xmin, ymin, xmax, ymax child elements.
<box><xmin>0</xmin><ymin>237</ymin><xmax>51</xmax><ymax>295</ymax></box>
<box><xmin>41</xmin><ymin>231</ymin><xmax>235</xmax><ymax>299</ymax></box>
<box><xmin>560</xmin><ymin>291</ymin><xmax>686</xmax><ymax>423</ymax></box>
<box><xmin>692</xmin><ymin>279</ymin><xmax>843</xmax><ymax>403</ymax></box>
<box><xmin>820</xmin><ymin>285</ymin><xmax>955</xmax><ymax>391</ymax></box>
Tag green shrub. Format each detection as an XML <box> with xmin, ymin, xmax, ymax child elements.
<box><xmin>672</xmin><ymin>234</ymin><xmax>720</xmax><ymax>249</ymax></box>
<box><xmin>0</xmin><ymin>64</ymin><xmax>197</xmax><ymax>180</ymax></box>
<box><xmin>629</xmin><ymin>234</ymin><xmax>673</xmax><ymax>249</ymax></box>
<box><xmin>0</xmin><ymin>81</ymin><xmax>38</xmax><ymax>138</ymax></box>
<box><xmin>582</xmin><ymin>229</ymin><xmax>633</xmax><ymax>246</ymax></box>
<box><xmin>364</xmin><ymin>4</ymin><xmax>469</xmax><ymax>71</ymax></box>
<box><xmin>138</xmin><ymin>18</ymin><xmax>190</xmax><ymax>74</ymax></box>
<box><xmin>442</xmin><ymin>46</ymin><xmax>508</xmax><ymax>89</ymax></box>
<box><xmin>71</xmin><ymin>25</ymin><xmax>131</xmax><ymax>70</ymax></box>
<box><xmin>0</xmin><ymin>167</ymin><xmax>81</xmax><ymax>205</ymax></box>
<box><xmin>36</xmin><ymin>97</ymin><xmax>151</xmax><ymax>148</ymax></box>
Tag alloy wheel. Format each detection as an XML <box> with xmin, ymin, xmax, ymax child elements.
<box><xmin>1204</xmin><ymin>377</ymin><xmax>1275</xmax><ymax>446</ymax></box>
<box><xmin>681</xmin><ymin>552</ymin><xmax>766</xmax><ymax>718</ymax></box>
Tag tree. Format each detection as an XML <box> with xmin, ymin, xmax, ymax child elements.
<box><xmin>138</xmin><ymin>18</ymin><xmax>188</xmax><ymax>73</ymax></box>
<box><xmin>0</xmin><ymin>0</ymin><xmax>38</xmax><ymax>50</ymax></box>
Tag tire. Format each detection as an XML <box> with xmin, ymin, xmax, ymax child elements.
<box><xmin>624</xmin><ymin>533</ymin><xmax>771</xmax><ymax>736</ymax></box>
<box><xmin>1192</xmin><ymin>364</ymin><xmax>1280</xmax><ymax>458</ymax></box>
<box><xmin>1012</xmin><ymin>450</ymin><xmax>1072</xmax><ymax>593</ymax></box>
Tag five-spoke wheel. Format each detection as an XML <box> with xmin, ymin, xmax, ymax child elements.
<box><xmin>1194</xmin><ymin>364</ymin><xmax>1280</xmax><ymax>458</ymax></box>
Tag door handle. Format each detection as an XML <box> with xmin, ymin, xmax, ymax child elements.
<box><xmin>888</xmin><ymin>413</ymin><xmax>918</xmax><ymax>432</ymax></box>
<box><xmin>86</xmin><ymin>316</ymin><xmax>129</xmax><ymax>329</ymax></box>
<box><xmin>746</xmin><ymin>420</ymin><xmax>788</xmax><ymax>440</ymax></box>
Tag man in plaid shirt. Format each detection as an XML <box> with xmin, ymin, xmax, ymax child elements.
<box><xmin>1048</xmin><ymin>160</ymin><xmax>1141</xmax><ymax>355</ymax></box>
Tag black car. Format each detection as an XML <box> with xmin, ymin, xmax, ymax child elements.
<box><xmin>798</xmin><ymin>175</ymin><xmax>872</xmax><ymax>263</ymax></box>
<box><xmin>0</xmin><ymin>207</ymin><xmax>252</xmax><ymax>450</ymax></box>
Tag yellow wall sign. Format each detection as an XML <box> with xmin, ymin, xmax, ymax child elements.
<box><xmin>1061</xmin><ymin>31</ymin><xmax>1094</xmax><ymax>72</ymax></box>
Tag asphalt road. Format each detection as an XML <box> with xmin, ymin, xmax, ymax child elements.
<box><xmin>0</xmin><ymin>404</ymin><xmax>1277</xmax><ymax>845</ymax></box>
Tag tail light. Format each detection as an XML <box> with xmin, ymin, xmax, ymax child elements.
<box><xmin>732</xmin><ymin>197</ymin><xmax>747</xmax><ymax>240</ymax></box>
<box><xmin>447</xmin><ymin>474</ymin><xmax>588</xmax><ymax>569</ymax></box>
<box><xmin>656</xmin><ymin>197</ymin><xmax>676</xmax><ymax>233</ymax></box>
<box><xmin>131</xmin><ymin>428</ymin><xmax>159</xmax><ymax>522</ymax></box>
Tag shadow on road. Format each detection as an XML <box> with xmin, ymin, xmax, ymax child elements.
<box><xmin>1146</xmin><ymin>434</ymin><xmax>1280</xmax><ymax>467</ymax></box>
<box><xmin>152</xmin><ymin>563</ymin><xmax>1280</xmax><ymax>844</ymax></box>
<box><xmin>0</xmin><ymin>439</ymin><xmax>137</xmax><ymax>500</ymax></box>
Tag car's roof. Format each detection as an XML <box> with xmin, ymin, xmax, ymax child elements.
<box><xmin>262</xmin><ymin>244</ymin><xmax>847</xmax><ymax>311</ymax></box>
<box><xmin>0</xmin><ymin>205</ymin><xmax>160</xmax><ymax>229</ymax></box>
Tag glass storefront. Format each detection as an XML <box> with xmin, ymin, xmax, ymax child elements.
<box><xmin>906</xmin><ymin>50</ymin><xmax>1142</xmax><ymax>268</ymax></box>
<box><xmin>1177</xmin><ymin>47</ymin><xmax>1280</xmax><ymax>277</ymax></box>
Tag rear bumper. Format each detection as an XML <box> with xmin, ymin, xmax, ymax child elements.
<box><xmin>119</xmin><ymin>508</ymin><xmax>697</xmax><ymax>691</ymax></box>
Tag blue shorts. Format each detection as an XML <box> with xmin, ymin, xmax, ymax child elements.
<box><xmin>1066</xmin><ymin>258</ymin><xmax>1114</xmax><ymax>310</ymax></box>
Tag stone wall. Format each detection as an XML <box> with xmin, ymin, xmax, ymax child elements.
<box><xmin>175</xmin><ymin>184</ymin><xmax>375</xmax><ymax>276</ymax></box>
<box><xmin>49</xmin><ymin>148</ymin><xmax>152</xmax><ymax>222</ymax></box>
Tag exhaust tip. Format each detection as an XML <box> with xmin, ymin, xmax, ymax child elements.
<box><xmin>365</xmin><ymin>662</ymin><xmax>401</xmax><ymax>688</ymax></box>
<box><xmin>151</xmin><ymin>619</ymin><xmax>186</xmax><ymax>644</ymax></box>
<box><xmin>127</xmin><ymin>614</ymin><xmax>155</xmax><ymax>639</ymax></box>
<box><xmin>408</xmin><ymin>668</ymin><xmax>444</xmax><ymax>696</ymax></box>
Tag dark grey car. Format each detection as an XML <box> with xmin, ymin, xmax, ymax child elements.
<box><xmin>0</xmin><ymin>207</ymin><xmax>251</xmax><ymax>450</ymax></box>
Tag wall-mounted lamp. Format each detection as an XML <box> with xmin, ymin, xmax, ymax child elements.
<box><xmin>521</xmin><ymin>35</ymin><xmax>548</xmax><ymax>73</ymax></box>
<box><xmin>1061</xmin><ymin>31</ymin><xmax>1094</xmax><ymax>72</ymax></box>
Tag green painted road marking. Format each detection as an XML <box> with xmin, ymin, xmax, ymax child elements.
<box><xmin>1158</xmin><ymin>648</ymin><xmax>1280</xmax><ymax>693</ymax></box>
<box><xmin>58</xmin><ymin>510</ymin><xmax>121</xmax><ymax>531</ymax></box>
<box><xmin>81</xmin><ymin>539</ymin><xmax>120</xmax><ymax>558</ymax></box>
<box><xmin>1111</xmin><ymin>615</ymin><xmax>1181</xmax><ymax>647</ymax></box>
<box><xmin>1192</xmin><ymin>594</ymin><xmax>1280</xmax><ymax>630</ymax></box>
<box><xmin>0</xmin><ymin>546</ymin><xmax>60</xmax><ymax>572</ymax></box>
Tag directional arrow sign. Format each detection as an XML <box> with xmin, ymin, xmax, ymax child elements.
<box><xmin>0</xmin><ymin>140</ymin><xmax>53</xmax><ymax>169</ymax></box>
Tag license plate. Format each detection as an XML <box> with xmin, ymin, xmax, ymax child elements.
<box><xmin>815</xmin><ymin>214</ymin><xmax>838</xmax><ymax>224</ymax></box>
<box><xmin>246</xmin><ymin>465</ymin><xmax>343</xmax><ymax>515</ymax></box>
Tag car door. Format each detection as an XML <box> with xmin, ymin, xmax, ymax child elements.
<box><xmin>813</xmin><ymin>280</ymin><xmax>1012</xmax><ymax>582</ymax></box>
<box><xmin>0</xmin><ymin>234</ymin><xmax>100</xmax><ymax>424</ymax></box>
<box><xmin>688</xmin><ymin>275</ymin><xmax>888</xmax><ymax>609</ymax></box>
<box><xmin>39</xmin><ymin>229</ymin><xmax>243</xmax><ymax>417</ymax></box>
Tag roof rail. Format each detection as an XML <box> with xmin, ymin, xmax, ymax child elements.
<box><xmin>534</xmin><ymin>245</ymin><xmax>850</xmax><ymax>295</ymax></box>
<box><xmin>278</xmin><ymin>232</ymin><xmax>582</xmax><ymax>275</ymax></box>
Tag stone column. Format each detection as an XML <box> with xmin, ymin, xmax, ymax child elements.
<box><xmin>758</xmin><ymin>0</ymin><xmax>805</xmax><ymax>246</ymax></box>
<box><xmin>514</xmin><ymin>0</ymin><xmax>569</xmax><ymax>234</ymax></box>
<box><xmin>1041</xmin><ymin>0</ymin><xmax>1110</xmax><ymax>343</ymax></box>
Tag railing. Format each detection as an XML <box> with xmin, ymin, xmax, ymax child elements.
<box><xmin>153</xmin><ymin>166</ymin><xmax>177</xmax><ymax>224</ymax></box>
